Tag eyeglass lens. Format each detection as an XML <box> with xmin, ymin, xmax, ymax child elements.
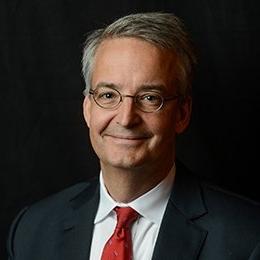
<box><xmin>92</xmin><ymin>86</ymin><xmax>164</xmax><ymax>112</ymax></box>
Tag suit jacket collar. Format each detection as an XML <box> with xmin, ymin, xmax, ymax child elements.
<box><xmin>60</xmin><ymin>161</ymin><xmax>208</xmax><ymax>260</ymax></box>
<box><xmin>61</xmin><ymin>178</ymin><xmax>100</xmax><ymax>260</ymax></box>
<box><xmin>152</xmin><ymin>161</ymin><xmax>208</xmax><ymax>260</ymax></box>
<box><xmin>170</xmin><ymin>161</ymin><xmax>207</xmax><ymax>220</ymax></box>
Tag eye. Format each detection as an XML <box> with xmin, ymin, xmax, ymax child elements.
<box><xmin>94</xmin><ymin>87</ymin><xmax>120</xmax><ymax>105</ymax></box>
<box><xmin>98</xmin><ymin>91</ymin><xmax>117</xmax><ymax>100</ymax></box>
<box><xmin>139</xmin><ymin>93</ymin><xmax>162</xmax><ymax>105</ymax></box>
<box><xmin>95</xmin><ymin>87</ymin><xmax>119</xmax><ymax>100</ymax></box>
<box><xmin>143</xmin><ymin>95</ymin><xmax>159</xmax><ymax>101</ymax></box>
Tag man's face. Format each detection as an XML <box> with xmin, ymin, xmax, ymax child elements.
<box><xmin>83</xmin><ymin>37</ymin><xmax>191</xmax><ymax>171</ymax></box>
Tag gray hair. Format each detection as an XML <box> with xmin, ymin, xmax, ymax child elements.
<box><xmin>82</xmin><ymin>12</ymin><xmax>197</xmax><ymax>97</ymax></box>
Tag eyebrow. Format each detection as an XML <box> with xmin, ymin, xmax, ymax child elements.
<box><xmin>94</xmin><ymin>82</ymin><xmax>167</xmax><ymax>92</ymax></box>
<box><xmin>139</xmin><ymin>84</ymin><xmax>166</xmax><ymax>92</ymax></box>
<box><xmin>94</xmin><ymin>82</ymin><xmax>119</xmax><ymax>90</ymax></box>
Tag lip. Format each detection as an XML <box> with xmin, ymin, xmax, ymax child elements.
<box><xmin>104</xmin><ymin>134</ymin><xmax>150</xmax><ymax>145</ymax></box>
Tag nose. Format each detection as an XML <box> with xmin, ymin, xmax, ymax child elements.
<box><xmin>115</xmin><ymin>96</ymin><xmax>142</xmax><ymax>127</ymax></box>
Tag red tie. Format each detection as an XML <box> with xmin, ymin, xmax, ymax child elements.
<box><xmin>101</xmin><ymin>207</ymin><xmax>139</xmax><ymax>260</ymax></box>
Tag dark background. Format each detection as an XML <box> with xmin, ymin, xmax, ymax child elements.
<box><xmin>1</xmin><ymin>0</ymin><xmax>260</xmax><ymax>259</ymax></box>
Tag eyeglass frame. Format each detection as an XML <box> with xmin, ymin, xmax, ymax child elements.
<box><xmin>85</xmin><ymin>86</ymin><xmax>182</xmax><ymax>113</ymax></box>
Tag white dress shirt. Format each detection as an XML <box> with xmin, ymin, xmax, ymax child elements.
<box><xmin>89</xmin><ymin>165</ymin><xmax>175</xmax><ymax>260</ymax></box>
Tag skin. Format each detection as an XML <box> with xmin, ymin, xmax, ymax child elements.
<box><xmin>83</xmin><ymin>37</ymin><xmax>192</xmax><ymax>203</ymax></box>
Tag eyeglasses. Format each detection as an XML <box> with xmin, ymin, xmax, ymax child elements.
<box><xmin>88</xmin><ymin>86</ymin><xmax>180</xmax><ymax>113</ymax></box>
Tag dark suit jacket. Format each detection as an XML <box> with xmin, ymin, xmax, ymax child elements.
<box><xmin>7</xmin><ymin>162</ymin><xmax>260</xmax><ymax>260</ymax></box>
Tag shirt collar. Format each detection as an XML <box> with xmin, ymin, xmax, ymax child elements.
<box><xmin>94</xmin><ymin>164</ymin><xmax>175</xmax><ymax>226</ymax></box>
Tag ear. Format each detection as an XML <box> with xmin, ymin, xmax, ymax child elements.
<box><xmin>175</xmin><ymin>96</ymin><xmax>192</xmax><ymax>134</ymax></box>
<box><xmin>83</xmin><ymin>95</ymin><xmax>91</xmax><ymax>127</ymax></box>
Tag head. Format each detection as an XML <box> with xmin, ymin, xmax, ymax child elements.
<box><xmin>82</xmin><ymin>12</ymin><xmax>197</xmax><ymax>97</ymax></box>
<box><xmin>82</xmin><ymin>12</ymin><xmax>196</xmax><ymax>175</ymax></box>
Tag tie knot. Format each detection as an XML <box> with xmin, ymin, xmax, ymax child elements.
<box><xmin>114</xmin><ymin>207</ymin><xmax>138</xmax><ymax>229</ymax></box>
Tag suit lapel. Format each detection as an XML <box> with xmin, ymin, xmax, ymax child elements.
<box><xmin>61</xmin><ymin>179</ymin><xmax>100</xmax><ymax>260</ymax></box>
<box><xmin>152</xmin><ymin>162</ymin><xmax>208</xmax><ymax>260</ymax></box>
<box><xmin>56</xmin><ymin>162</ymin><xmax>208</xmax><ymax>260</ymax></box>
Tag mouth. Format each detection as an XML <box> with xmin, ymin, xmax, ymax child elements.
<box><xmin>103</xmin><ymin>134</ymin><xmax>151</xmax><ymax>145</ymax></box>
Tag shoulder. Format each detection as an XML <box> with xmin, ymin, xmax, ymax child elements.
<box><xmin>7</xmin><ymin>178</ymin><xmax>99</xmax><ymax>259</ymax></box>
<box><xmin>176</xmin><ymin>160</ymin><xmax>260</xmax><ymax>215</ymax></box>
<box><xmin>197</xmin><ymin>182</ymin><xmax>260</xmax><ymax>258</ymax></box>
<box><xmin>200</xmin><ymin>180</ymin><xmax>260</xmax><ymax>222</ymax></box>
<box><xmin>174</xmin><ymin>162</ymin><xmax>260</xmax><ymax>258</ymax></box>
<box><xmin>202</xmin><ymin>180</ymin><xmax>260</xmax><ymax>207</ymax></box>
<box><xmin>8</xmin><ymin>178</ymin><xmax>99</xmax><ymax>239</ymax></box>
<box><xmin>175</xmin><ymin>160</ymin><xmax>260</xmax><ymax>235</ymax></box>
<box><xmin>23</xmin><ymin>179</ymin><xmax>97</xmax><ymax>215</ymax></box>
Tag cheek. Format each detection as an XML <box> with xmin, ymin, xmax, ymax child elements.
<box><xmin>88</xmin><ymin>114</ymin><xmax>106</xmax><ymax>154</ymax></box>
<box><xmin>152</xmin><ymin>110</ymin><xmax>176</xmax><ymax>133</ymax></box>
<box><xmin>149</xmin><ymin>113</ymin><xmax>177</xmax><ymax>143</ymax></box>
<box><xmin>88</xmin><ymin>108</ymin><xmax>115</xmax><ymax>136</ymax></box>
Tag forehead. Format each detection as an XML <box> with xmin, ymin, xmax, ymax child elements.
<box><xmin>92</xmin><ymin>37</ymin><xmax>178</xmax><ymax>92</ymax></box>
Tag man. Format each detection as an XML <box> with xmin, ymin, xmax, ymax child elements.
<box><xmin>7</xmin><ymin>12</ymin><xmax>260</xmax><ymax>260</ymax></box>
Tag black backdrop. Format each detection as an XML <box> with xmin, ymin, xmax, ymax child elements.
<box><xmin>1</xmin><ymin>0</ymin><xmax>260</xmax><ymax>259</ymax></box>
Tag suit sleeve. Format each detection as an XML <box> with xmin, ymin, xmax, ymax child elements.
<box><xmin>6</xmin><ymin>207</ymin><xmax>29</xmax><ymax>260</ymax></box>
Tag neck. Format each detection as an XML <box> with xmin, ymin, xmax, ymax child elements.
<box><xmin>101</xmin><ymin>161</ymin><xmax>174</xmax><ymax>203</ymax></box>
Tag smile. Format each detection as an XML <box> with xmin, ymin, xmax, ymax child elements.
<box><xmin>104</xmin><ymin>134</ymin><xmax>150</xmax><ymax>145</ymax></box>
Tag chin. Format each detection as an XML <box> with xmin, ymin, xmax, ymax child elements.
<box><xmin>102</xmin><ymin>155</ymin><xmax>149</xmax><ymax>170</ymax></box>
